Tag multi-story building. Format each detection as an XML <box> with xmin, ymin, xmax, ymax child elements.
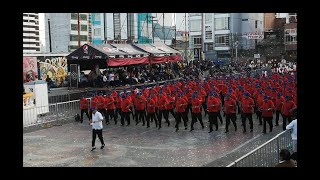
<box><xmin>91</xmin><ymin>13</ymin><xmax>104</xmax><ymax>44</ymax></box>
<box><xmin>189</xmin><ymin>13</ymin><xmax>264</xmax><ymax>62</ymax></box>
<box><xmin>284</xmin><ymin>13</ymin><xmax>297</xmax><ymax>61</ymax></box>
<box><xmin>23</xmin><ymin>13</ymin><xmax>41</xmax><ymax>53</ymax></box>
<box><xmin>42</xmin><ymin>13</ymin><xmax>90</xmax><ymax>53</ymax></box>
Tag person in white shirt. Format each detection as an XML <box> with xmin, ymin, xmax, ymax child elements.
<box><xmin>89</xmin><ymin>107</ymin><xmax>105</xmax><ymax>151</ymax></box>
<box><xmin>286</xmin><ymin>118</ymin><xmax>297</xmax><ymax>152</ymax></box>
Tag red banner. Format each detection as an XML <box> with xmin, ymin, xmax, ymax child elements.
<box><xmin>108</xmin><ymin>57</ymin><xmax>149</xmax><ymax>66</ymax></box>
<box><xmin>151</xmin><ymin>56</ymin><xmax>168</xmax><ymax>64</ymax></box>
<box><xmin>168</xmin><ymin>55</ymin><xmax>182</xmax><ymax>62</ymax></box>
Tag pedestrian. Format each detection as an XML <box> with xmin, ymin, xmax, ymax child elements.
<box><xmin>190</xmin><ymin>92</ymin><xmax>204</xmax><ymax>131</ymax></box>
<box><xmin>157</xmin><ymin>92</ymin><xmax>170</xmax><ymax>129</ymax></box>
<box><xmin>175</xmin><ymin>93</ymin><xmax>188</xmax><ymax>132</ymax></box>
<box><xmin>275</xmin><ymin>92</ymin><xmax>285</xmax><ymax>126</ymax></box>
<box><xmin>105</xmin><ymin>92</ymin><xmax>116</xmax><ymax>124</ymax></box>
<box><xmin>79</xmin><ymin>94</ymin><xmax>90</xmax><ymax>123</ymax></box>
<box><xmin>262</xmin><ymin>95</ymin><xmax>275</xmax><ymax>133</ymax></box>
<box><xmin>146</xmin><ymin>95</ymin><xmax>157</xmax><ymax>128</ymax></box>
<box><xmin>120</xmin><ymin>93</ymin><xmax>131</xmax><ymax>126</ymax></box>
<box><xmin>224</xmin><ymin>94</ymin><xmax>237</xmax><ymax>133</ymax></box>
<box><xmin>97</xmin><ymin>93</ymin><xmax>108</xmax><ymax>124</ymax></box>
<box><xmin>114</xmin><ymin>92</ymin><xmax>122</xmax><ymax>124</ymax></box>
<box><xmin>240</xmin><ymin>92</ymin><xmax>255</xmax><ymax>133</ymax></box>
<box><xmin>46</xmin><ymin>75</ymin><xmax>52</xmax><ymax>92</ymax></box>
<box><xmin>207</xmin><ymin>91</ymin><xmax>220</xmax><ymax>133</ymax></box>
<box><xmin>134</xmin><ymin>92</ymin><xmax>147</xmax><ymax>126</ymax></box>
<box><xmin>286</xmin><ymin>110</ymin><xmax>297</xmax><ymax>153</ymax></box>
<box><xmin>275</xmin><ymin>149</ymin><xmax>296</xmax><ymax>167</ymax></box>
<box><xmin>165</xmin><ymin>92</ymin><xmax>176</xmax><ymax>121</ymax></box>
<box><xmin>89</xmin><ymin>107</ymin><xmax>105</xmax><ymax>151</ymax></box>
<box><xmin>281</xmin><ymin>95</ymin><xmax>297</xmax><ymax>130</ymax></box>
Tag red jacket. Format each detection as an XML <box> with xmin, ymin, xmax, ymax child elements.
<box><xmin>281</xmin><ymin>100</ymin><xmax>296</xmax><ymax>116</ymax></box>
<box><xmin>134</xmin><ymin>96</ymin><xmax>147</xmax><ymax>110</ymax></box>
<box><xmin>262</xmin><ymin>100</ymin><xmax>275</xmax><ymax>117</ymax></box>
<box><xmin>115</xmin><ymin>96</ymin><xmax>122</xmax><ymax>109</ymax></box>
<box><xmin>257</xmin><ymin>96</ymin><xmax>264</xmax><ymax>111</ymax></box>
<box><xmin>207</xmin><ymin>97</ymin><xmax>220</xmax><ymax>112</ymax></box>
<box><xmin>90</xmin><ymin>97</ymin><xmax>98</xmax><ymax>108</ymax></box>
<box><xmin>80</xmin><ymin>98</ymin><xmax>88</xmax><ymax>109</ymax></box>
<box><xmin>191</xmin><ymin>98</ymin><xmax>202</xmax><ymax>113</ymax></box>
<box><xmin>175</xmin><ymin>97</ymin><xmax>187</xmax><ymax>112</ymax></box>
<box><xmin>199</xmin><ymin>90</ymin><xmax>207</xmax><ymax>102</ymax></box>
<box><xmin>166</xmin><ymin>96</ymin><xmax>175</xmax><ymax>110</ymax></box>
<box><xmin>157</xmin><ymin>95</ymin><xmax>168</xmax><ymax>110</ymax></box>
<box><xmin>105</xmin><ymin>96</ymin><xmax>115</xmax><ymax>110</ymax></box>
<box><xmin>121</xmin><ymin>98</ymin><xmax>131</xmax><ymax>112</ymax></box>
<box><xmin>224</xmin><ymin>98</ymin><xmax>236</xmax><ymax>114</ymax></box>
<box><xmin>241</xmin><ymin>97</ymin><xmax>255</xmax><ymax>113</ymax></box>
<box><xmin>97</xmin><ymin>96</ymin><xmax>105</xmax><ymax>109</ymax></box>
<box><xmin>276</xmin><ymin>96</ymin><xmax>285</xmax><ymax>111</ymax></box>
<box><xmin>147</xmin><ymin>98</ymin><xmax>156</xmax><ymax>113</ymax></box>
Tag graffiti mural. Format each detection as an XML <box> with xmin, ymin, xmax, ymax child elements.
<box><xmin>23</xmin><ymin>57</ymin><xmax>38</xmax><ymax>83</ymax></box>
<box><xmin>38</xmin><ymin>56</ymin><xmax>68</xmax><ymax>87</ymax></box>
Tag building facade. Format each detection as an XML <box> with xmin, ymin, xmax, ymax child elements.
<box><xmin>189</xmin><ymin>13</ymin><xmax>264</xmax><ymax>62</ymax></box>
<box><xmin>23</xmin><ymin>13</ymin><xmax>41</xmax><ymax>53</ymax></box>
<box><xmin>284</xmin><ymin>13</ymin><xmax>297</xmax><ymax>61</ymax></box>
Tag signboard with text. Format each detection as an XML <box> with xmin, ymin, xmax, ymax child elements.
<box><xmin>243</xmin><ymin>32</ymin><xmax>264</xmax><ymax>39</ymax></box>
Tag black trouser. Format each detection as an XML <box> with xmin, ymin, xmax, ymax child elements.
<box><xmin>136</xmin><ymin>110</ymin><xmax>146</xmax><ymax>125</ymax></box>
<box><xmin>80</xmin><ymin>109</ymin><xmax>90</xmax><ymax>122</ymax></box>
<box><xmin>256</xmin><ymin>110</ymin><xmax>262</xmax><ymax>124</ymax></box>
<box><xmin>208</xmin><ymin>112</ymin><xmax>218</xmax><ymax>131</ymax></box>
<box><xmin>114</xmin><ymin>108</ymin><xmax>122</xmax><ymax>121</ymax></box>
<box><xmin>191</xmin><ymin>112</ymin><xmax>204</xmax><ymax>129</ymax></box>
<box><xmin>186</xmin><ymin>104</ymin><xmax>192</xmax><ymax>122</ymax></box>
<box><xmin>237</xmin><ymin>101</ymin><xmax>241</xmax><ymax>114</ymax></box>
<box><xmin>202</xmin><ymin>102</ymin><xmax>207</xmax><ymax>116</ymax></box>
<box><xmin>263</xmin><ymin>116</ymin><xmax>273</xmax><ymax>133</ymax></box>
<box><xmin>98</xmin><ymin>108</ymin><xmax>108</xmax><ymax>123</ymax></box>
<box><xmin>146</xmin><ymin>112</ymin><xmax>157</xmax><ymax>127</ymax></box>
<box><xmin>175</xmin><ymin>112</ymin><xmax>188</xmax><ymax>129</ymax></box>
<box><xmin>121</xmin><ymin>111</ymin><xmax>130</xmax><ymax>125</ymax></box>
<box><xmin>106</xmin><ymin>109</ymin><xmax>115</xmax><ymax>123</ymax></box>
<box><xmin>221</xmin><ymin>93</ymin><xmax>225</xmax><ymax>106</ymax></box>
<box><xmin>158</xmin><ymin>109</ymin><xmax>169</xmax><ymax>128</ymax></box>
<box><xmin>282</xmin><ymin>115</ymin><xmax>292</xmax><ymax>130</ymax></box>
<box><xmin>226</xmin><ymin>113</ymin><xmax>237</xmax><ymax>131</ymax></box>
<box><xmin>217</xmin><ymin>111</ymin><xmax>223</xmax><ymax>124</ymax></box>
<box><xmin>92</xmin><ymin>129</ymin><xmax>104</xmax><ymax>147</ymax></box>
<box><xmin>166</xmin><ymin>109</ymin><xmax>176</xmax><ymax>120</ymax></box>
<box><xmin>242</xmin><ymin>113</ymin><xmax>253</xmax><ymax>131</ymax></box>
<box><xmin>275</xmin><ymin>110</ymin><xmax>282</xmax><ymax>125</ymax></box>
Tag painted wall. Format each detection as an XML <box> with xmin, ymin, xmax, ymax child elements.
<box><xmin>23</xmin><ymin>57</ymin><xmax>38</xmax><ymax>83</ymax></box>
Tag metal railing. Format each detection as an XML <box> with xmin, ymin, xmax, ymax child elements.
<box><xmin>227</xmin><ymin>130</ymin><xmax>292</xmax><ymax>167</ymax></box>
<box><xmin>23</xmin><ymin>100</ymin><xmax>81</xmax><ymax>128</ymax></box>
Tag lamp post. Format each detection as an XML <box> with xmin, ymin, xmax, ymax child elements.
<box><xmin>235</xmin><ymin>41</ymin><xmax>239</xmax><ymax>63</ymax></box>
<box><xmin>48</xmin><ymin>18</ymin><xmax>52</xmax><ymax>52</ymax></box>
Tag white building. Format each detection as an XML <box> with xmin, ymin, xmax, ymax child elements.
<box><xmin>23</xmin><ymin>13</ymin><xmax>41</xmax><ymax>53</ymax></box>
<box><xmin>189</xmin><ymin>13</ymin><xmax>264</xmax><ymax>61</ymax></box>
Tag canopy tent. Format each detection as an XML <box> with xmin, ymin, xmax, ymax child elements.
<box><xmin>109</xmin><ymin>43</ymin><xmax>149</xmax><ymax>66</ymax></box>
<box><xmin>152</xmin><ymin>42</ymin><xmax>182</xmax><ymax>63</ymax></box>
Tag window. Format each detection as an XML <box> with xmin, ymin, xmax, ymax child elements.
<box><xmin>80</xmin><ymin>14</ymin><xmax>87</xmax><ymax>21</ymax></box>
<box><xmin>70</xmin><ymin>35</ymin><xmax>78</xmax><ymax>41</ymax></box>
<box><xmin>205</xmin><ymin>13</ymin><xmax>212</xmax><ymax>23</ymax></box>
<box><xmin>71</xmin><ymin>24</ymin><xmax>77</xmax><ymax>31</ymax></box>
<box><xmin>80</xmin><ymin>35</ymin><xmax>87</xmax><ymax>41</ymax></box>
<box><xmin>205</xmin><ymin>26</ymin><xmax>212</xmax><ymax>39</ymax></box>
<box><xmin>94</xmin><ymin>14</ymin><xmax>101</xmax><ymax>21</ymax></box>
<box><xmin>71</xmin><ymin>13</ymin><xmax>78</xmax><ymax>20</ymax></box>
<box><xmin>190</xmin><ymin>20</ymin><xmax>201</xmax><ymax>32</ymax></box>
<box><xmin>194</xmin><ymin>37</ymin><xmax>202</xmax><ymax>45</ymax></box>
<box><xmin>69</xmin><ymin>45</ymin><xmax>79</xmax><ymax>51</ymax></box>
<box><xmin>205</xmin><ymin>43</ymin><xmax>214</xmax><ymax>51</ymax></box>
<box><xmin>81</xmin><ymin>25</ymin><xmax>87</xmax><ymax>31</ymax></box>
<box><xmin>255</xmin><ymin>20</ymin><xmax>258</xmax><ymax>28</ymax></box>
<box><xmin>189</xmin><ymin>13</ymin><xmax>201</xmax><ymax>16</ymax></box>
<box><xmin>215</xmin><ymin>34</ymin><xmax>229</xmax><ymax>46</ymax></box>
<box><xmin>285</xmin><ymin>29</ymin><xmax>297</xmax><ymax>44</ymax></box>
<box><xmin>94</xmin><ymin>28</ymin><xmax>101</xmax><ymax>36</ymax></box>
<box><xmin>215</xmin><ymin>17</ymin><xmax>229</xmax><ymax>30</ymax></box>
<box><xmin>242</xmin><ymin>19</ymin><xmax>248</xmax><ymax>21</ymax></box>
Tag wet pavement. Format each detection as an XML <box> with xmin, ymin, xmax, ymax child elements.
<box><xmin>23</xmin><ymin>113</ymin><xmax>285</xmax><ymax>167</ymax></box>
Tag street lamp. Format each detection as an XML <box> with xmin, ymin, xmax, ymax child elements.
<box><xmin>234</xmin><ymin>41</ymin><xmax>239</xmax><ymax>62</ymax></box>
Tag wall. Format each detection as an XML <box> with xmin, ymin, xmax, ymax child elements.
<box><xmin>23</xmin><ymin>57</ymin><xmax>38</xmax><ymax>82</ymax></box>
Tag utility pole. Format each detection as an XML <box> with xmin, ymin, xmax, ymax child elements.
<box><xmin>104</xmin><ymin>13</ymin><xmax>106</xmax><ymax>43</ymax></box>
<box><xmin>174</xmin><ymin>13</ymin><xmax>176</xmax><ymax>48</ymax></box>
<box><xmin>185</xmin><ymin>13</ymin><xmax>187</xmax><ymax>62</ymax></box>
<box><xmin>152</xmin><ymin>17</ymin><xmax>154</xmax><ymax>43</ymax></box>
<box><xmin>48</xmin><ymin>18</ymin><xmax>52</xmax><ymax>52</ymax></box>
<box><xmin>201</xmin><ymin>13</ymin><xmax>204</xmax><ymax>61</ymax></box>
<box><xmin>77</xmin><ymin>13</ymin><xmax>80</xmax><ymax>48</ymax></box>
<box><xmin>163</xmin><ymin>13</ymin><xmax>165</xmax><ymax>44</ymax></box>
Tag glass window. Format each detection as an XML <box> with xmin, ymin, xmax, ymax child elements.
<box><xmin>285</xmin><ymin>29</ymin><xmax>297</xmax><ymax>44</ymax></box>
<box><xmin>70</xmin><ymin>35</ymin><xmax>78</xmax><ymax>41</ymax></box>
<box><xmin>255</xmin><ymin>20</ymin><xmax>258</xmax><ymax>28</ymax></box>
<box><xmin>215</xmin><ymin>17</ymin><xmax>229</xmax><ymax>30</ymax></box>
<box><xmin>80</xmin><ymin>14</ymin><xmax>87</xmax><ymax>21</ymax></box>
<box><xmin>69</xmin><ymin>45</ymin><xmax>79</xmax><ymax>51</ymax></box>
<box><xmin>71</xmin><ymin>24</ymin><xmax>77</xmax><ymax>31</ymax></box>
<box><xmin>205</xmin><ymin>13</ymin><xmax>212</xmax><ymax>23</ymax></box>
<box><xmin>189</xmin><ymin>13</ymin><xmax>201</xmax><ymax>16</ymax></box>
<box><xmin>190</xmin><ymin>20</ymin><xmax>201</xmax><ymax>32</ymax></box>
<box><xmin>80</xmin><ymin>35</ymin><xmax>87</xmax><ymax>41</ymax></box>
<box><xmin>71</xmin><ymin>13</ymin><xmax>78</xmax><ymax>20</ymax></box>
<box><xmin>94</xmin><ymin>14</ymin><xmax>101</xmax><ymax>21</ymax></box>
<box><xmin>81</xmin><ymin>25</ymin><xmax>87</xmax><ymax>31</ymax></box>
<box><xmin>205</xmin><ymin>26</ymin><xmax>212</xmax><ymax>39</ymax></box>
<box><xmin>215</xmin><ymin>34</ymin><xmax>230</xmax><ymax>46</ymax></box>
<box><xmin>194</xmin><ymin>37</ymin><xmax>202</xmax><ymax>45</ymax></box>
<box><xmin>94</xmin><ymin>28</ymin><xmax>101</xmax><ymax>36</ymax></box>
<box><xmin>242</xmin><ymin>19</ymin><xmax>248</xmax><ymax>21</ymax></box>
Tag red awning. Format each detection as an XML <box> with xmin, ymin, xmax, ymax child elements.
<box><xmin>168</xmin><ymin>55</ymin><xmax>182</xmax><ymax>62</ymax></box>
<box><xmin>108</xmin><ymin>57</ymin><xmax>149</xmax><ymax>66</ymax></box>
<box><xmin>151</xmin><ymin>56</ymin><xmax>168</xmax><ymax>64</ymax></box>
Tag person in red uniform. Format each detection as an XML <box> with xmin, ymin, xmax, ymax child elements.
<box><xmin>199</xmin><ymin>87</ymin><xmax>207</xmax><ymax>116</ymax></box>
<box><xmin>224</xmin><ymin>94</ymin><xmax>237</xmax><ymax>133</ymax></box>
<box><xmin>256</xmin><ymin>90</ymin><xmax>264</xmax><ymax>125</ymax></box>
<box><xmin>79</xmin><ymin>94</ymin><xmax>90</xmax><ymax>123</ymax></box>
<box><xmin>146</xmin><ymin>95</ymin><xmax>157</xmax><ymax>128</ymax></box>
<box><xmin>207</xmin><ymin>91</ymin><xmax>220</xmax><ymax>133</ymax></box>
<box><xmin>114</xmin><ymin>92</ymin><xmax>122</xmax><ymax>123</ymax></box>
<box><xmin>120</xmin><ymin>94</ymin><xmax>132</xmax><ymax>126</ymax></box>
<box><xmin>105</xmin><ymin>92</ymin><xmax>116</xmax><ymax>124</ymax></box>
<box><xmin>134</xmin><ymin>92</ymin><xmax>147</xmax><ymax>126</ymax></box>
<box><xmin>157</xmin><ymin>92</ymin><xmax>170</xmax><ymax>129</ymax></box>
<box><xmin>275</xmin><ymin>92</ymin><xmax>285</xmax><ymax>126</ymax></box>
<box><xmin>89</xmin><ymin>94</ymin><xmax>99</xmax><ymax>120</ymax></box>
<box><xmin>175</xmin><ymin>93</ymin><xmax>188</xmax><ymax>132</ymax></box>
<box><xmin>165</xmin><ymin>92</ymin><xmax>176</xmax><ymax>121</ymax></box>
<box><xmin>190</xmin><ymin>92</ymin><xmax>204</xmax><ymax>131</ymax></box>
<box><xmin>241</xmin><ymin>92</ymin><xmax>255</xmax><ymax>133</ymax></box>
<box><xmin>281</xmin><ymin>95</ymin><xmax>297</xmax><ymax>130</ymax></box>
<box><xmin>97</xmin><ymin>93</ymin><xmax>108</xmax><ymax>124</ymax></box>
<box><xmin>262</xmin><ymin>95</ymin><xmax>275</xmax><ymax>133</ymax></box>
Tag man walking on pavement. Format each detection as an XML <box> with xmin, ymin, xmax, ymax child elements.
<box><xmin>89</xmin><ymin>107</ymin><xmax>105</xmax><ymax>151</ymax></box>
<box><xmin>241</xmin><ymin>92</ymin><xmax>255</xmax><ymax>133</ymax></box>
<box><xmin>262</xmin><ymin>95</ymin><xmax>275</xmax><ymax>133</ymax></box>
<box><xmin>281</xmin><ymin>95</ymin><xmax>297</xmax><ymax>130</ymax></box>
<box><xmin>79</xmin><ymin>94</ymin><xmax>90</xmax><ymax>123</ymax></box>
<box><xmin>224</xmin><ymin>94</ymin><xmax>237</xmax><ymax>133</ymax></box>
<box><xmin>190</xmin><ymin>91</ymin><xmax>204</xmax><ymax>131</ymax></box>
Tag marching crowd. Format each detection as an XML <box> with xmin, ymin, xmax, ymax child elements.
<box><xmin>80</xmin><ymin>70</ymin><xmax>297</xmax><ymax>134</ymax></box>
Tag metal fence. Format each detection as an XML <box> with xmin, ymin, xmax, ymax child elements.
<box><xmin>23</xmin><ymin>100</ymin><xmax>81</xmax><ymax>128</ymax></box>
<box><xmin>227</xmin><ymin>130</ymin><xmax>292</xmax><ymax>167</ymax></box>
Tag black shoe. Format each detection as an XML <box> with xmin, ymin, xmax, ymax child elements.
<box><xmin>147</xmin><ymin>126</ymin><xmax>150</xmax><ymax>128</ymax></box>
<box><xmin>235</xmin><ymin>127</ymin><xmax>237</xmax><ymax>131</ymax></box>
<box><xmin>185</xmin><ymin>127</ymin><xmax>188</xmax><ymax>130</ymax></box>
<box><xmin>202</xmin><ymin>126</ymin><xmax>204</xmax><ymax>129</ymax></box>
<box><xmin>167</xmin><ymin>121</ymin><xmax>170</xmax><ymax>127</ymax></box>
<box><xmin>275</xmin><ymin>124</ymin><xmax>279</xmax><ymax>126</ymax></box>
<box><xmin>142</xmin><ymin>123</ymin><xmax>145</xmax><ymax>126</ymax></box>
<box><xmin>176</xmin><ymin>128</ymin><xmax>179</xmax><ymax>132</ymax></box>
<box><xmin>259</xmin><ymin>123</ymin><xmax>262</xmax><ymax>125</ymax></box>
<box><xmin>208</xmin><ymin>130</ymin><xmax>213</xmax><ymax>133</ymax></box>
<box><xmin>220</xmin><ymin>121</ymin><xmax>223</xmax><ymax>125</ymax></box>
<box><xmin>269</xmin><ymin>129</ymin><xmax>272</xmax><ymax>132</ymax></box>
<box><xmin>91</xmin><ymin>147</ymin><xmax>96</xmax><ymax>151</ymax></box>
<box><xmin>100</xmin><ymin>144</ymin><xmax>105</xmax><ymax>149</ymax></box>
<box><xmin>127</xmin><ymin>124</ymin><xmax>130</xmax><ymax>126</ymax></box>
<box><xmin>263</xmin><ymin>131</ymin><xmax>266</xmax><ymax>134</ymax></box>
<box><xmin>243</xmin><ymin>130</ymin><xmax>246</xmax><ymax>133</ymax></box>
<box><xmin>158</xmin><ymin>127</ymin><xmax>161</xmax><ymax>130</ymax></box>
<box><xmin>225</xmin><ymin>130</ymin><xmax>229</xmax><ymax>133</ymax></box>
<box><xmin>190</xmin><ymin>128</ymin><xmax>194</xmax><ymax>132</ymax></box>
<box><xmin>136</xmin><ymin>122</ymin><xmax>139</xmax><ymax>125</ymax></box>
<box><xmin>250</xmin><ymin>129</ymin><xmax>253</xmax><ymax>132</ymax></box>
<box><xmin>215</xmin><ymin>128</ymin><xmax>218</xmax><ymax>131</ymax></box>
<box><xmin>115</xmin><ymin>121</ymin><xmax>117</xmax><ymax>125</ymax></box>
